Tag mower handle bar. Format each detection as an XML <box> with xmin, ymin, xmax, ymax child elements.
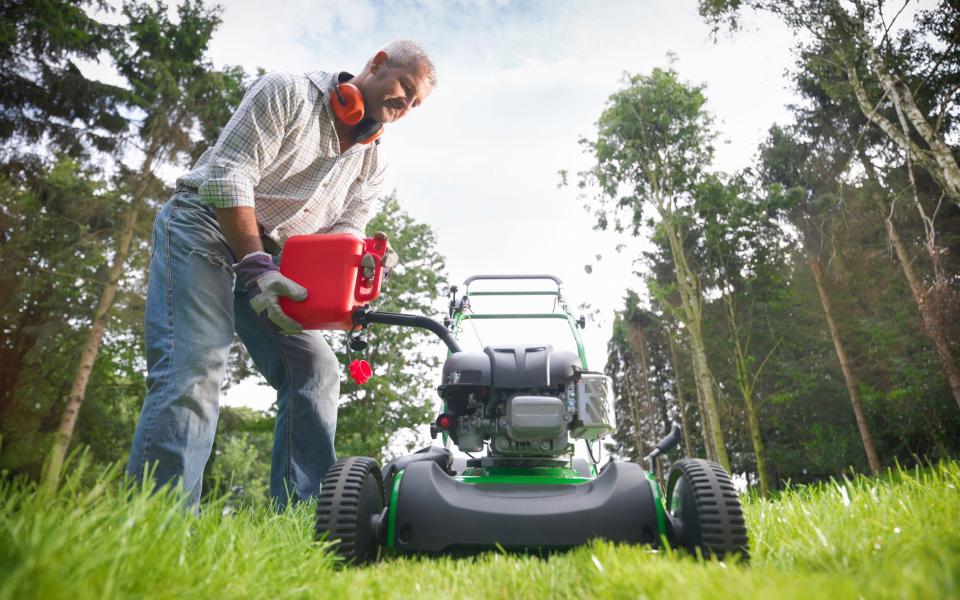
<box><xmin>463</xmin><ymin>274</ymin><xmax>563</xmax><ymax>287</ymax></box>
<box><xmin>644</xmin><ymin>422</ymin><xmax>682</xmax><ymax>472</ymax></box>
<box><xmin>352</xmin><ymin>306</ymin><xmax>462</xmax><ymax>353</ymax></box>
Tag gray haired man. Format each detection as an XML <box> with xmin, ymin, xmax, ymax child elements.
<box><xmin>127</xmin><ymin>40</ymin><xmax>436</xmax><ymax>507</ymax></box>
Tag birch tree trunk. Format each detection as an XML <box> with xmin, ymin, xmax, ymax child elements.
<box><xmin>842</xmin><ymin>0</ymin><xmax>960</xmax><ymax>208</ymax></box>
<box><xmin>661</xmin><ymin>214</ymin><xmax>730</xmax><ymax>471</ymax></box>
<box><xmin>43</xmin><ymin>152</ymin><xmax>156</xmax><ymax>484</ymax></box>
<box><xmin>808</xmin><ymin>256</ymin><xmax>882</xmax><ymax>474</ymax></box>
<box><xmin>692</xmin><ymin>361</ymin><xmax>716</xmax><ymax>462</ymax></box>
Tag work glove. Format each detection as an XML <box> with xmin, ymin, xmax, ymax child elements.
<box><xmin>234</xmin><ymin>251</ymin><xmax>307</xmax><ymax>335</ymax></box>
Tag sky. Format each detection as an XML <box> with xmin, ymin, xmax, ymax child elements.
<box><xmin>207</xmin><ymin>0</ymin><xmax>802</xmax><ymax>413</ymax></box>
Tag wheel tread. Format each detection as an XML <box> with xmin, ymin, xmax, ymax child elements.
<box><xmin>314</xmin><ymin>456</ymin><xmax>384</xmax><ymax>565</ymax></box>
<box><xmin>666</xmin><ymin>458</ymin><xmax>749</xmax><ymax>560</ymax></box>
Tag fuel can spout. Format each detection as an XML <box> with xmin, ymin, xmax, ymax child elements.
<box><xmin>352</xmin><ymin>306</ymin><xmax>462</xmax><ymax>353</ymax></box>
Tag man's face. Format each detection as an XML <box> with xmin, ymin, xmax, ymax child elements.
<box><xmin>362</xmin><ymin>55</ymin><xmax>433</xmax><ymax>124</ymax></box>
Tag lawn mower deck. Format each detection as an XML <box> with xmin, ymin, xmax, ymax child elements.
<box><xmin>315</xmin><ymin>275</ymin><xmax>748</xmax><ymax>563</ymax></box>
<box><xmin>384</xmin><ymin>457</ymin><xmax>663</xmax><ymax>554</ymax></box>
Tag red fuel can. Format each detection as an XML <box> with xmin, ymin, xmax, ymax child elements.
<box><xmin>278</xmin><ymin>233</ymin><xmax>388</xmax><ymax>330</ymax></box>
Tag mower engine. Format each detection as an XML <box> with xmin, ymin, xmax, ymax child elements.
<box><xmin>435</xmin><ymin>345</ymin><xmax>614</xmax><ymax>457</ymax></box>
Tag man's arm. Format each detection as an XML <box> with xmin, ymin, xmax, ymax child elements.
<box><xmin>214</xmin><ymin>206</ymin><xmax>263</xmax><ymax>260</ymax></box>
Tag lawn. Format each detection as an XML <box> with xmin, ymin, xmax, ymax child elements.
<box><xmin>1</xmin><ymin>459</ymin><xmax>957</xmax><ymax>599</ymax></box>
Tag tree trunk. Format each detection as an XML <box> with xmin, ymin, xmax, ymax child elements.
<box><xmin>883</xmin><ymin>215</ymin><xmax>960</xmax><ymax>411</ymax></box>
<box><xmin>742</xmin><ymin>392</ymin><xmax>769</xmax><ymax>494</ymax></box>
<box><xmin>684</xmin><ymin>327</ymin><xmax>716</xmax><ymax>462</ymax></box>
<box><xmin>689</xmin><ymin>338</ymin><xmax>728</xmax><ymax>470</ymax></box>
<box><xmin>43</xmin><ymin>152</ymin><xmax>155</xmax><ymax>484</ymax></box>
<box><xmin>666</xmin><ymin>333</ymin><xmax>695</xmax><ymax>457</ymax></box>
<box><xmin>845</xmin><ymin>65</ymin><xmax>958</xmax><ymax>207</ymax></box>
<box><xmin>841</xmin><ymin>1</ymin><xmax>960</xmax><ymax>208</ymax></box>
<box><xmin>723</xmin><ymin>290</ymin><xmax>772</xmax><ymax>496</ymax></box>
<box><xmin>43</xmin><ymin>199</ymin><xmax>142</xmax><ymax>483</ymax></box>
<box><xmin>625</xmin><ymin>368</ymin><xmax>646</xmax><ymax>461</ymax></box>
<box><xmin>808</xmin><ymin>256</ymin><xmax>882</xmax><ymax>474</ymax></box>
<box><xmin>660</xmin><ymin>215</ymin><xmax>730</xmax><ymax>471</ymax></box>
<box><xmin>627</xmin><ymin>324</ymin><xmax>655</xmax><ymax>446</ymax></box>
<box><xmin>858</xmin><ymin>152</ymin><xmax>960</xmax><ymax>411</ymax></box>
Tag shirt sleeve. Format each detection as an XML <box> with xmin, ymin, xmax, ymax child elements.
<box><xmin>196</xmin><ymin>72</ymin><xmax>303</xmax><ymax>209</ymax></box>
<box><xmin>327</xmin><ymin>149</ymin><xmax>386</xmax><ymax>237</ymax></box>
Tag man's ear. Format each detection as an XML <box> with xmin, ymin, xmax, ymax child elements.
<box><xmin>369</xmin><ymin>50</ymin><xmax>388</xmax><ymax>73</ymax></box>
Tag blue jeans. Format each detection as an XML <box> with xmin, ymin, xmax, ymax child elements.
<box><xmin>127</xmin><ymin>191</ymin><xmax>339</xmax><ymax>507</ymax></box>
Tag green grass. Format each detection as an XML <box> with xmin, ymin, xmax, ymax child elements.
<box><xmin>1</xmin><ymin>459</ymin><xmax>958</xmax><ymax>599</ymax></box>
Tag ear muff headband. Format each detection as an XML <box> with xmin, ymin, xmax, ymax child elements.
<box><xmin>354</xmin><ymin>118</ymin><xmax>383</xmax><ymax>144</ymax></box>
<box><xmin>331</xmin><ymin>71</ymin><xmax>383</xmax><ymax>144</ymax></box>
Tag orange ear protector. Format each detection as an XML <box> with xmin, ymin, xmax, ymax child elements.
<box><xmin>331</xmin><ymin>71</ymin><xmax>384</xmax><ymax>145</ymax></box>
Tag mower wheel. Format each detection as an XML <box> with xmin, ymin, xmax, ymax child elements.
<box><xmin>665</xmin><ymin>458</ymin><xmax>749</xmax><ymax>560</ymax></box>
<box><xmin>315</xmin><ymin>457</ymin><xmax>384</xmax><ymax>565</ymax></box>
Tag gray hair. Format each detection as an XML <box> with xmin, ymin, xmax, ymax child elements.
<box><xmin>378</xmin><ymin>39</ymin><xmax>437</xmax><ymax>87</ymax></box>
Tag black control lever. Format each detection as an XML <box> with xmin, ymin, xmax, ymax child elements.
<box><xmin>644</xmin><ymin>422</ymin><xmax>682</xmax><ymax>472</ymax></box>
<box><xmin>353</xmin><ymin>306</ymin><xmax>462</xmax><ymax>353</ymax></box>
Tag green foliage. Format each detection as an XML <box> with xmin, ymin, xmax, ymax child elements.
<box><xmin>335</xmin><ymin>193</ymin><xmax>448</xmax><ymax>460</ymax></box>
<box><xmin>1</xmin><ymin>458</ymin><xmax>958</xmax><ymax>598</ymax></box>
<box><xmin>606</xmin><ymin>291</ymin><xmax>681</xmax><ymax>462</ymax></box>
<box><xmin>0</xmin><ymin>157</ymin><xmax>142</xmax><ymax>476</ymax></box>
<box><xmin>582</xmin><ymin>67</ymin><xmax>715</xmax><ymax>233</ymax></box>
<box><xmin>0</xmin><ymin>0</ymin><xmax>128</xmax><ymax>156</ymax></box>
<box><xmin>0</xmin><ymin>0</ymin><xmax>252</xmax><ymax>479</ymax></box>
<box><xmin>111</xmin><ymin>0</ymin><xmax>247</xmax><ymax>165</ymax></box>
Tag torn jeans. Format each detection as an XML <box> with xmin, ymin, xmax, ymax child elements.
<box><xmin>127</xmin><ymin>190</ymin><xmax>339</xmax><ymax>507</ymax></box>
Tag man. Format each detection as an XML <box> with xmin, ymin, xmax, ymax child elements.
<box><xmin>127</xmin><ymin>40</ymin><xmax>436</xmax><ymax>508</ymax></box>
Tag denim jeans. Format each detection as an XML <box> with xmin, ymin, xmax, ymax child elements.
<box><xmin>127</xmin><ymin>191</ymin><xmax>339</xmax><ymax>507</ymax></box>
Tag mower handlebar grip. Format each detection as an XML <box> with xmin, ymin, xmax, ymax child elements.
<box><xmin>656</xmin><ymin>422</ymin><xmax>682</xmax><ymax>455</ymax></box>
<box><xmin>463</xmin><ymin>274</ymin><xmax>563</xmax><ymax>287</ymax></box>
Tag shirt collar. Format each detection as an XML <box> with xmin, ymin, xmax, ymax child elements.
<box><xmin>306</xmin><ymin>70</ymin><xmax>337</xmax><ymax>95</ymax></box>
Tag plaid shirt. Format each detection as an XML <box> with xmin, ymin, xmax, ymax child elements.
<box><xmin>177</xmin><ymin>70</ymin><xmax>384</xmax><ymax>243</ymax></box>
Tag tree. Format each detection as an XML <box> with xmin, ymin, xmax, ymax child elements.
<box><xmin>699</xmin><ymin>1</ymin><xmax>960</xmax><ymax>208</ymax></box>
<box><xmin>0</xmin><ymin>0</ymin><xmax>128</xmax><ymax>446</ymax></box>
<box><xmin>581</xmin><ymin>67</ymin><xmax>731</xmax><ymax>470</ymax></box>
<box><xmin>606</xmin><ymin>292</ymin><xmax>676</xmax><ymax>467</ymax></box>
<box><xmin>0</xmin><ymin>0</ymin><xmax>127</xmax><ymax>158</ymax></box>
<box><xmin>693</xmin><ymin>174</ymin><xmax>786</xmax><ymax>494</ymax></box>
<box><xmin>0</xmin><ymin>157</ymin><xmax>135</xmax><ymax>474</ymax></box>
<box><xmin>758</xmin><ymin>125</ymin><xmax>883</xmax><ymax>474</ymax></box>
<box><xmin>44</xmin><ymin>0</ymin><xmax>248</xmax><ymax>482</ymax></box>
<box><xmin>792</xmin><ymin>31</ymin><xmax>960</xmax><ymax>412</ymax></box>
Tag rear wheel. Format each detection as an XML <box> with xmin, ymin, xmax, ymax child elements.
<box><xmin>315</xmin><ymin>457</ymin><xmax>384</xmax><ymax>565</ymax></box>
<box><xmin>665</xmin><ymin>458</ymin><xmax>749</xmax><ymax>560</ymax></box>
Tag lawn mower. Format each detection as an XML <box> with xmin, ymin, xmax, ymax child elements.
<box><xmin>291</xmin><ymin>260</ymin><xmax>748</xmax><ymax>563</ymax></box>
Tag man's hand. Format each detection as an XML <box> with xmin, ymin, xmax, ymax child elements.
<box><xmin>235</xmin><ymin>251</ymin><xmax>307</xmax><ymax>335</ymax></box>
<box><xmin>374</xmin><ymin>231</ymin><xmax>399</xmax><ymax>278</ymax></box>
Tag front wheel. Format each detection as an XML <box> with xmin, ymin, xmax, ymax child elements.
<box><xmin>665</xmin><ymin>458</ymin><xmax>749</xmax><ymax>560</ymax></box>
<box><xmin>315</xmin><ymin>457</ymin><xmax>384</xmax><ymax>565</ymax></box>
